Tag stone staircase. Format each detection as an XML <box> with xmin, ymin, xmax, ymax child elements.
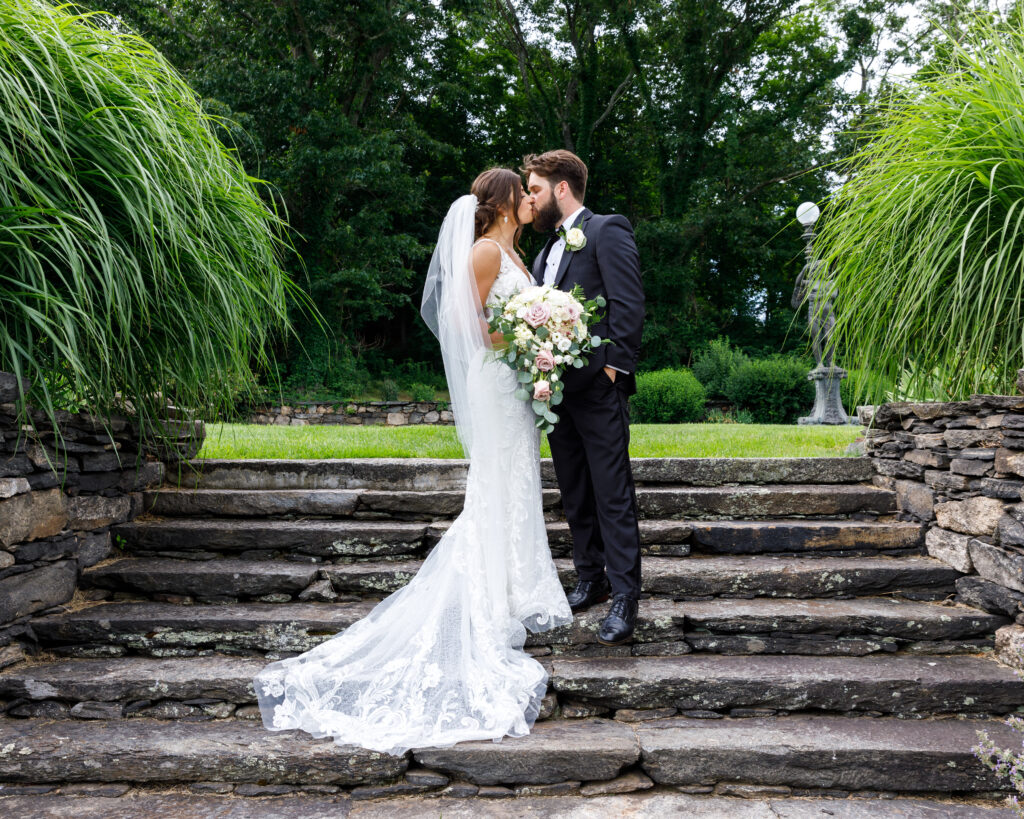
<box><xmin>0</xmin><ymin>456</ymin><xmax>1021</xmax><ymax>816</ymax></box>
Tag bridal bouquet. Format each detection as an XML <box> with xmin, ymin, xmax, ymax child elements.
<box><xmin>487</xmin><ymin>284</ymin><xmax>608</xmax><ymax>433</ymax></box>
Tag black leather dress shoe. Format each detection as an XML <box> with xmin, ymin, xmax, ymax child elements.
<box><xmin>596</xmin><ymin>594</ymin><xmax>639</xmax><ymax>646</ymax></box>
<box><xmin>566</xmin><ymin>577</ymin><xmax>611</xmax><ymax>613</ymax></box>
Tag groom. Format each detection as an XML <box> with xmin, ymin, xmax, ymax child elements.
<box><xmin>523</xmin><ymin>150</ymin><xmax>645</xmax><ymax>646</ymax></box>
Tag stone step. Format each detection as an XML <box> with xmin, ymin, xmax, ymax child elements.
<box><xmin>3</xmin><ymin>653</ymin><xmax>1020</xmax><ymax>719</ymax></box>
<box><xmin>30</xmin><ymin>598</ymin><xmax>1007</xmax><ymax>658</ymax></box>
<box><xmin>179</xmin><ymin>457</ymin><xmax>875</xmax><ymax>491</ymax></box>
<box><xmin>0</xmin><ymin>793</ymin><xmax>1014</xmax><ymax>819</ymax></box>
<box><xmin>550</xmin><ymin>654</ymin><xmax>1024</xmax><ymax>716</ymax></box>
<box><xmin>143</xmin><ymin>483</ymin><xmax>895</xmax><ymax>520</ymax></box>
<box><xmin>0</xmin><ymin>714</ymin><xmax>1014</xmax><ymax>793</ymax></box>
<box><xmin>113</xmin><ymin>518</ymin><xmax>923</xmax><ymax>561</ymax></box>
<box><xmin>81</xmin><ymin>555</ymin><xmax>959</xmax><ymax>603</ymax></box>
<box><xmin>413</xmin><ymin>715</ymin><xmax>1016</xmax><ymax>793</ymax></box>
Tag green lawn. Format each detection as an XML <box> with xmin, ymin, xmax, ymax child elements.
<box><xmin>199</xmin><ymin>422</ymin><xmax>862</xmax><ymax>460</ymax></box>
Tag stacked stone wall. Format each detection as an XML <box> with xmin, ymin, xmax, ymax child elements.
<box><xmin>250</xmin><ymin>401</ymin><xmax>454</xmax><ymax>427</ymax></box>
<box><xmin>0</xmin><ymin>372</ymin><xmax>167</xmax><ymax>665</ymax></box>
<box><xmin>865</xmin><ymin>393</ymin><xmax>1024</xmax><ymax>667</ymax></box>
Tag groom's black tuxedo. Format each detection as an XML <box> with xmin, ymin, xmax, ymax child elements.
<box><xmin>532</xmin><ymin>208</ymin><xmax>645</xmax><ymax>600</ymax></box>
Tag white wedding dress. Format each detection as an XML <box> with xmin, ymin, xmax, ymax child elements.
<box><xmin>255</xmin><ymin>200</ymin><xmax>571</xmax><ymax>756</ymax></box>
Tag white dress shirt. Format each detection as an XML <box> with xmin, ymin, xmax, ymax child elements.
<box><xmin>543</xmin><ymin>206</ymin><xmax>628</xmax><ymax>376</ymax></box>
<box><xmin>543</xmin><ymin>206</ymin><xmax>587</xmax><ymax>287</ymax></box>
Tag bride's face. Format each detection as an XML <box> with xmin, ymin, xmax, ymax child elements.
<box><xmin>515</xmin><ymin>189</ymin><xmax>534</xmax><ymax>226</ymax></box>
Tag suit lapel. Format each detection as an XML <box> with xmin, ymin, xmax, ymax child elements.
<box><xmin>534</xmin><ymin>235</ymin><xmax>556</xmax><ymax>285</ymax></box>
<box><xmin>554</xmin><ymin>209</ymin><xmax>593</xmax><ymax>289</ymax></box>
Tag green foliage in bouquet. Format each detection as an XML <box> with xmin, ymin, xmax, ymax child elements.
<box><xmin>630</xmin><ymin>369</ymin><xmax>706</xmax><ymax>423</ymax></box>
<box><xmin>0</xmin><ymin>0</ymin><xmax>299</xmax><ymax>438</ymax></box>
<box><xmin>488</xmin><ymin>284</ymin><xmax>607</xmax><ymax>433</ymax></box>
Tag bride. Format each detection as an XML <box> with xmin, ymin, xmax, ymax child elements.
<box><xmin>254</xmin><ymin>168</ymin><xmax>572</xmax><ymax>756</ymax></box>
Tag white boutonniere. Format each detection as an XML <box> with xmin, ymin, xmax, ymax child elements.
<box><xmin>559</xmin><ymin>223</ymin><xmax>587</xmax><ymax>252</ymax></box>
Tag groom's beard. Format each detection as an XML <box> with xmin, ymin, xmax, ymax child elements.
<box><xmin>532</xmin><ymin>198</ymin><xmax>563</xmax><ymax>234</ymax></box>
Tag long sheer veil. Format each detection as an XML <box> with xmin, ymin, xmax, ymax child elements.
<box><xmin>420</xmin><ymin>194</ymin><xmax>488</xmax><ymax>455</ymax></box>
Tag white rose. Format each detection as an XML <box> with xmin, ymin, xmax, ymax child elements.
<box><xmin>543</xmin><ymin>341</ymin><xmax>553</xmax><ymax>351</ymax></box>
<box><xmin>556</xmin><ymin>336</ymin><xmax>572</xmax><ymax>352</ymax></box>
<box><xmin>565</xmin><ymin>227</ymin><xmax>586</xmax><ymax>249</ymax></box>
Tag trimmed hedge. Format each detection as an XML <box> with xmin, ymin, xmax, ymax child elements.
<box><xmin>692</xmin><ymin>338</ymin><xmax>749</xmax><ymax>400</ymax></box>
<box><xmin>725</xmin><ymin>357</ymin><xmax>814</xmax><ymax>424</ymax></box>
<box><xmin>630</xmin><ymin>369</ymin><xmax>706</xmax><ymax>423</ymax></box>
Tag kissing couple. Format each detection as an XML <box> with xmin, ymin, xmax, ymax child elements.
<box><xmin>254</xmin><ymin>149</ymin><xmax>645</xmax><ymax>756</ymax></box>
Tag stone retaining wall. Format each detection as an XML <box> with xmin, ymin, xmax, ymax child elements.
<box><xmin>0</xmin><ymin>372</ymin><xmax>170</xmax><ymax>664</ymax></box>
<box><xmin>250</xmin><ymin>401</ymin><xmax>454</xmax><ymax>427</ymax></box>
<box><xmin>865</xmin><ymin>391</ymin><xmax>1024</xmax><ymax>668</ymax></box>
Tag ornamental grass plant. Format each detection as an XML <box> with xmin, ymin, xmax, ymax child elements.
<box><xmin>812</xmin><ymin>11</ymin><xmax>1024</xmax><ymax>401</ymax></box>
<box><xmin>0</xmin><ymin>0</ymin><xmax>298</xmax><ymax>439</ymax></box>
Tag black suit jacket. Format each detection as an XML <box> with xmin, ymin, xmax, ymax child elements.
<box><xmin>532</xmin><ymin>209</ymin><xmax>644</xmax><ymax>395</ymax></box>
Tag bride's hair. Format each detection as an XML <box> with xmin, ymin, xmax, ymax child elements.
<box><xmin>471</xmin><ymin>168</ymin><xmax>524</xmax><ymax>250</ymax></box>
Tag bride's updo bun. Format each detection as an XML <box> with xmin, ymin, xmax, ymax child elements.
<box><xmin>471</xmin><ymin>168</ymin><xmax>525</xmax><ymax>249</ymax></box>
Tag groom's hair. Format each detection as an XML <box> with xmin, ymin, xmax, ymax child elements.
<box><xmin>521</xmin><ymin>151</ymin><xmax>587</xmax><ymax>200</ymax></box>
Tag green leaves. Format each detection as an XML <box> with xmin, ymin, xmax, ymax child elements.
<box><xmin>0</xmin><ymin>0</ymin><xmax>298</xmax><ymax>437</ymax></box>
<box><xmin>812</xmin><ymin>13</ymin><xmax>1024</xmax><ymax>400</ymax></box>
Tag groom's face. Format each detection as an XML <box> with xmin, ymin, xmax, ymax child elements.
<box><xmin>527</xmin><ymin>173</ymin><xmax>563</xmax><ymax>234</ymax></box>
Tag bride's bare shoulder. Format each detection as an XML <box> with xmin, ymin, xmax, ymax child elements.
<box><xmin>471</xmin><ymin>239</ymin><xmax>501</xmax><ymax>274</ymax></box>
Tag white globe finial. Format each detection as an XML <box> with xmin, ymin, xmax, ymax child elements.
<box><xmin>796</xmin><ymin>201</ymin><xmax>820</xmax><ymax>226</ymax></box>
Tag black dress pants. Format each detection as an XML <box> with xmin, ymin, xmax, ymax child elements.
<box><xmin>548</xmin><ymin>370</ymin><xmax>642</xmax><ymax>598</ymax></box>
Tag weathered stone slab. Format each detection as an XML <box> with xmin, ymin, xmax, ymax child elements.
<box><xmin>0</xmin><ymin>655</ymin><xmax>264</xmax><ymax>703</ymax></box>
<box><xmin>636</xmin><ymin>715</ymin><xmax>1016</xmax><ymax>791</ymax></box>
<box><xmin>895</xmin><ymin>480</ymin><xmax>934</xmax><ymax>520</ymax></box>
<box><xmin>32</xmin><ymin>601</ymin><xmax>373</xmax><ymax>653</ymax></box>
<box><xmin>925</xmin><ymin>527</ymin><xmax>973</xmax><ymax>573</ymax></box>
<box><xmin>413</xmin><ymin>718</ymin><xmax>638</xmax><ymax>785</ymax></box>
<box><xmin>873</xmin><ymin>459</ymin><xmax>925</xmax><ymax>480</ymax></box>
<box><xmin>0</xmin><ymin>488</ymin><xmax>67</xmax><ymax>547</ymax></box>
<box><xmin>925</xmin><ymin>470</ymin><xmax>976</xmax><ymax>492</ymax></box>
<box><xmin>935</xmin><ymin>497</ymin><xmax>1005</xmax><ymax>536</ymax></box>
<box><xmin>183</xmin><ymin>458</ymin><xmax>875</xmax><ymax>491</ymax></box>
<box><xmin>996</xmin><ymin>448</ymin><xmax>1024</xmax><ymax>477</ymax></box>
<box><xmin>969</xmin><ymin>540</ymin><xmax>1024</xmax><ymax>593</ymax></box>
<box><xmin>944</xmin><ymin>429</ymin><xmax>1002</xmax><ymax>449</ymax></box>
<box><xmin>995</xmin><ymin>624</ymin><xmax>1024</xmax><ymax>670</ymax></box>
<box><xmin>114</xmin><ymin>520</ymin><xmax>430</xmax><ymax>559</ymax></box>
<box><xmin>0</xmin><ymin>477</ymin><xmax>30</xmax><ymax>499</ymax></box>
<box><xmin>554</xmin><ymin>654</ymin><xmax>1024</xmax><ymax>715</ymax></box>
<box><xmin>0</xmin><ymin>793</ymin><xmax>1011</xmax><ymax>819</ymax></box>
<box><xmin>956</xmin><ymin>576</ymin><xmax>1024</xmax><ymax>617</ymax></box>
<box><xmin>636</xmin><ymin>485</ymin><xmax>894</xmax><ymax>519</ymax></box>
<box><xmin>178</xmin><ymin>458</ymin><xmax>471</xmax><ymax>491</ymax></box>
<box><xmin>83</xmin><ymin>558</ymin><xmax>319</xmax><ymax>599</ymax></box>
<box><xmin>320</xmin><ymin>555</ymin><xmax>955</xmax><ymax>600</ymax></box>
<box><xmin>67</xmin><ymin>495</ymin><xmax>131</xmax><ymax>530</ymax></box>
<box><xmin>0</xmin><ymin>718</ymin><xmax>406</xmax><ymax>784</ymax></box>
<box><xmin>145</xmin><ymin>489</ymin><xmax>361</xmax><ymax>517</ymax></box>
<box><xmin>623</xmin><ymin>458</ymin><xmax>875</xmax><ymax>486</ymax></box>
<box><xmin>689</xmin><ymin>520</ymin><xmax>924</xmax><ymax>555</ymax></box>
<box><xmin>982</xmin><ymin>478</ymin><xmax>1024</xmax><ymax>499</ymax></box>
<box><xmin>680</xmin><ymin>597</ymin><xmax>1006</xmax><ymax>641</ymax></box>
<box><xmin>950</xmin><ymin>458</ymin><xmax>993</xmax><ymax>476</ymax></box>
<box><xmin>0</xmin><ymin>559</ymin><xmax>77</xmax><ymax>623</ymax></box>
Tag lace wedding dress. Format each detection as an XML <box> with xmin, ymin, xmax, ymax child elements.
<box><xmin>255</xmin><ymin>198</ymin><xmax>571</xmax><ymax>756</ymax></box>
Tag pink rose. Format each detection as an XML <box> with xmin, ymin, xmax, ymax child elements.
<box><xmin>524</xmin><ymin>301</ymin><xmax>551</xmax><ymax>328</ymax></box>
<box><xmin>533</xmin><ymin>380</ymin><xmax>551</xmax><ymax>400</ymax></box>
<box><xmin>535</xmin><ymin>349</ymin><xmax>556</xmax><ymax>372</ymax></box>
<box><xmin>566</xmin><ymin>302</ymin><xmax>582</xmax><ymax>322</ymax></box>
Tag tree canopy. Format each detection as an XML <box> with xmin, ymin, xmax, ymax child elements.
<box><xmin>83</xmin><ymin>0</ymin><xmax>934</xmax><ymax>397</ymax></box>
